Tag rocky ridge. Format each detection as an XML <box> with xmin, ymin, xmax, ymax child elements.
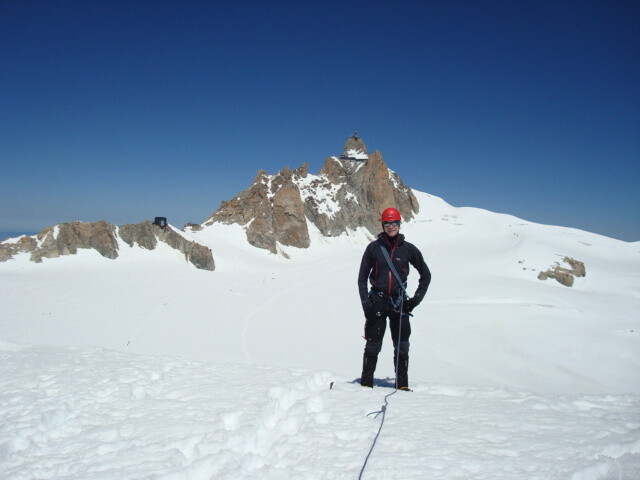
<box><xmin>200</xmin><ymin>150</ymin><xmax>419</xmax><ymax>254</ymax></box>
<box><xmin>0</xmin><ymin>220</ymin><xmax>215</xmax><ymax>270</ymax></box>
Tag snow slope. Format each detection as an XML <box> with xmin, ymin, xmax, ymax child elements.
<box><xmin>2</xmin><ymin>343</ymin><xmax>639</xmax><ymax>480</ymax></box>
<box><xmin>1</xmin><ymin>190</ymin><xmax>637</xmax><ymax>394</ymax></box>
<box><xmin>1</xmin><ymin>189</ymin><xmax>639</xmax><ymax>479</ymax></box>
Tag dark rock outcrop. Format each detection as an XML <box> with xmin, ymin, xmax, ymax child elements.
<box><xmin>203</xmin><ymin>149</ymin><xmax>418</xmax><ymax>253</ymax></box>
<box><xmin>343</xmin><ymin>132</ymin><xmax>367</xmax><ymax>156</ymax></box>
<box><xmin>538</xmin><ymin>256</ymin><xmax>586</xmax><ymax>287</ymax></box>
<box><xmin>32</xmin><ymin>221</ymin><xmax>119</xmax><ymax>262</ymax></box>
<box><xmin>0</xmin><ymin>235</ymin><xmax>38</xmax><ymax>262</ymax></box>
<box><xmin>119</xmin><ymin>221</ymin><xmax>158</xmax><ymax>250</ymax></box>
<box><xmin>0</xmin><ymin>220</ymin><xmax>215</xmax><ymax>271</ymax></box>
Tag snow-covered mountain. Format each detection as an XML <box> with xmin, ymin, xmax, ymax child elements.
<box><xmin>201</xmin><ymin>150</ymin><xmax>418</xmax><ymax>254</ymax></box>
<box><xmin>1</xmin><ymin>146</ymin><xmax>639</xmax><ymax>478</ymax></box>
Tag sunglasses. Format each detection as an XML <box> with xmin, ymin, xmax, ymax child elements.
<box><xmin>382</xmin><ymin>221</ymin><xmax>400</xmax><ymax>228</ymax></box>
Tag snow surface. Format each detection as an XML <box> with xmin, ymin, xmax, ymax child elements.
<box><xmin>293</xmin><ymin>174</ymin><xmax>345</xmax><ymax>220</ymax></box>
<box><xmin>1</xmin><ymin>189</ymin><xmax>639</xmax><ymax>479</ymax></box>
<box><xmin>342</xmin><ymin>149</ymin><xmax>368</xmax><ymax>160</ymax></box>
<box><xmin>2</xmin><ymin>343</ymin><xmax>639</xmax><ymax>479</ymax></box>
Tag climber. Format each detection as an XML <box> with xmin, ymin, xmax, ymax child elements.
<box><xmin>357</xmin><ymin>207</ymin><xmax>431</xmax><ymax>390</ymax></box>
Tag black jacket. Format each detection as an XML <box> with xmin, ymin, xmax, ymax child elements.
<box><xmin>358</xmin><ymin>233</ymin><xmax>431</xmax><ymax>306</ymax></box>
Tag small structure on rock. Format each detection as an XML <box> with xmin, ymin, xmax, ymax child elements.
<box><xmin>153</xmin><ymin>217</ymin><xmax>168</xmax><ymax>228</ymax></box>
<box><xmin>339</xmin><ymin>130</ymin><xmax>368</xmax><ymax>161</ymax></box>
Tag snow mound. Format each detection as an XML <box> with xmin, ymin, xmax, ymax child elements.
<box><xmin>2</xmin><ymin>345</ymin><xmax>639</xmax><ymax>480</ymax></box>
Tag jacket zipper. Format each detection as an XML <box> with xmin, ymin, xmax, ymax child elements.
<box><xmin>387</xmin><ymin>244</ymin><xmax>397</xmax><ymax>295</ymax></box>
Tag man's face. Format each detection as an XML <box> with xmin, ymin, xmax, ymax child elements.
<box><xmin>383</xmin><ymin>221</ymin><xmax>400</xmax><ymax>237</ymax></box>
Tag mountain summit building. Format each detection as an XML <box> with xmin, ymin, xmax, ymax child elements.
<box><xmin>340</xmin><ymin>131</ymin><xmax>368</xmax><ymax>160</ymax></box>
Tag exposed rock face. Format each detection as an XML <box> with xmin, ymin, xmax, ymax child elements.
<box><xmin>203</xmin><ymin>150</ymin><xmax>419</xmax><ymax>253</ymax></box>
<box><xmin>121</xmin><ymin>220</ymin><xmax>215</xmax><ymax>271</ymax></box>
<box><xmin>33</xmin><ymin>221</ymin><xmax>119</xmax><ymax>262</ymax></box>
<box><xmin>272</xmin><ymin>170</ymin><xmax>310</xmax><ymax>249</ymax></box>
<box><xmin>344</xmin><ymin>134</ymin><xmax>367</xmax><ymax>154</ymax></box>
<box><xmin>538</xmin><ymin>256</ymin><xmax>586</xmax><ymax>287</ymax></box>
<box><xmin>0</xmin><ymin>235</ymin><xmax>37</xmax><ymax>262</ymax></box>
<box><xmin>0</xmin><ymin>221</ymin><xmax>119</xmax><ymax>263</ymax></box>
<box><xmin>119</xmin><ymin>221</ymin><xmax>158</xmax><ymax>250</ymax></box>
<box><xmin>0</xmin><ymin>220</ymin><xmax>215</xmax><ymax>271</ymax></box>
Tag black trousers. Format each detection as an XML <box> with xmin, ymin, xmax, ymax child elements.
<box><xmin>364</xmin><ymin>306</ymin><xmax>411</xmax><ymax>359</ymax></box>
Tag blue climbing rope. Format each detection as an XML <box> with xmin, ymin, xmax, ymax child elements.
<box><xmin>358</xmin><ymin>286</ymin><xmax>407</xmax><ymax>480</ymax></box>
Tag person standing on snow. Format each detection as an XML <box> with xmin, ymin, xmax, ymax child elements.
<box><xmin>358</xmin><ymin>207</ymin><xmax>431</xmax><ymax>390</ymax></box>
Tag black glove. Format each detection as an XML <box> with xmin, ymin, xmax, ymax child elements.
<box><xmin>362</xmin><ymin>299</ymin><xmax>376</xmax><ymax>319</ymax></box>
<box><xmin>404</xmin><ymin>297</ymin><xmax>418</xmax><ymax>313</ymax></box>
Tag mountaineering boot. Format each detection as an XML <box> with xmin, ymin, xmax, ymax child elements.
<box><xmin>395</xmin><ymin>355</ymin><xmax>409</xmax><ymax>390</ymax></box>
<box><xmin>360</xmin><ymin>354</ymin><xmax>378</xmax><ymax>387</ymax></box>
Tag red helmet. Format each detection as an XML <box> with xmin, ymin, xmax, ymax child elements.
<box><xmin>380</xmin><ymin>207</ymin><xmax>402</xmax><ymax>222</ymax></box>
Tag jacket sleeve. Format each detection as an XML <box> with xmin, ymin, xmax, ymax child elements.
<box><xmin>357</xmin><ymin>244</ymin><xmax>373</xmax><ymax>303</ymax></box>
<box><xmin>410</xmin><ymin>245</ymin><xmax>431</xmax><ymax>306</ymax></box>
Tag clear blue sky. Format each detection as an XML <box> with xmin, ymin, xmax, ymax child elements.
<box><xmin>1</xmin><ymin>1</ymin><xmax>638</xmax><ymax>241</ymax></box>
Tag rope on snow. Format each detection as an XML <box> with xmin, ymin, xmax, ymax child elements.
<box><xmin>358</xmin><ymin>287</ymin><xmax>407</xmax><ymax>480</ymax></box>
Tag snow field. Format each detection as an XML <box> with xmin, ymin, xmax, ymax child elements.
<box><xmin>1</xmin><ymin>190</ymin><xmax>638</xmax><ymax>395</ymax></box>
<box><xmin>1</xmin><ymin>188</ymin><xmax>639</xmax><ymax>478</ymax></box>
<box><xmin>1</xmin><ymin>344</ymin><xmax>639</xmax><ymax>480</ymax></box>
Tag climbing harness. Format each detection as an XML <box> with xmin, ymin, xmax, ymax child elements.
<box><xmin>369</xmin><ymin>290</ymin><xmax>405</xmax><ymax>312</ymax></box>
